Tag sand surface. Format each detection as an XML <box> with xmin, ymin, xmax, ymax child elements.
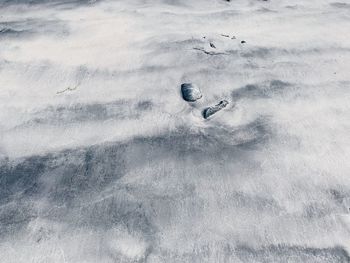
<box><xmin>0</xmin><ymin>0</ymin><xmax>350</xmax><ymax>262</ymax></box>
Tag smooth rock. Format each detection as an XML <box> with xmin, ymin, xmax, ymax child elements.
<box><xmin>203</xmin><ymin>100</ymin><xmax>229</xmax><ymax>119</ymax></box>
<box><xmin>181</xmin><ymin>83</ymin><xmax>202</xmax><ymax>102</ymax></box>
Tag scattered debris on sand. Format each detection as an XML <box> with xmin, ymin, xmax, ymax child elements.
<box><xmin>220</xmin><ymin>33</ymin><xmax>236</xmax><ymax>40</ymax></box>
<box><xmin>203</xmin><ymin>100</ymin><xmax>229</xmax><ymax>119</ymax></box>
<box><xmin>181</xmin><ymin>83</ymin><xmax>202</xmax><ymax>102</ymax></box>
<box><xmin>56</xmin><ymin>86</ymin><xmax>78</xmax><ymax>94</ymax></box>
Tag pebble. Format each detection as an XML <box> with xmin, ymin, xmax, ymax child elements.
<box><xmin>203</xmin><ymin>100</ymin><xmax>229</xmax><ymax>119</ymax></box>
<box><xmin>181</xmin><ymin>83</ymin><xmax>202</xmax><ymax>102</ymax></box>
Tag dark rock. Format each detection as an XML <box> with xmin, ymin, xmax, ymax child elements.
<box><xmin>210</xmin><ymin>42</ymin><xmax>216</xmax><ymax>49</ymax></box>
<box><xmin>241</xmin><ymin>40</ymin><xmax>246</xmax><ymax>44</ymax></box>
<box><xmin>203</xmin><ymin>100</ymin><xmax>229</xmax><ymax>119</ymax></box>
<box><xmin>181</xmin><ymin>83</ymin><xmax>202</xmax><ymax>102</ymax></box>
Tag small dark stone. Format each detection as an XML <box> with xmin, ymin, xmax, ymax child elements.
<box><xmin>241</xmin><ymin>40</ymin><xmax>246</xmax><ymax>44</ymax></box>
<box><xmin>202</xmin><ymin>100</ymin><xmax>229</xmax><ymax>119</ymax></box>
<box><xmin>210</xmin><ymin>43</ymin><xmax>216</xmax><ymax>49</ymax></box>
<box><xmin>181</xmin><ymin>83</ymin><xmax>202</xmax><ymax>102</ymax></box>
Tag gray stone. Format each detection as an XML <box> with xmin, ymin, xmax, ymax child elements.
<box><xmin>203</xmin><ymin>100</ymin><xmax>229</xmax><ymax>119</ymax></box>
<box><xmin>181</xmin><ymin>83</ymin><xmax>202</xmax><ymax>102</ymax></box>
